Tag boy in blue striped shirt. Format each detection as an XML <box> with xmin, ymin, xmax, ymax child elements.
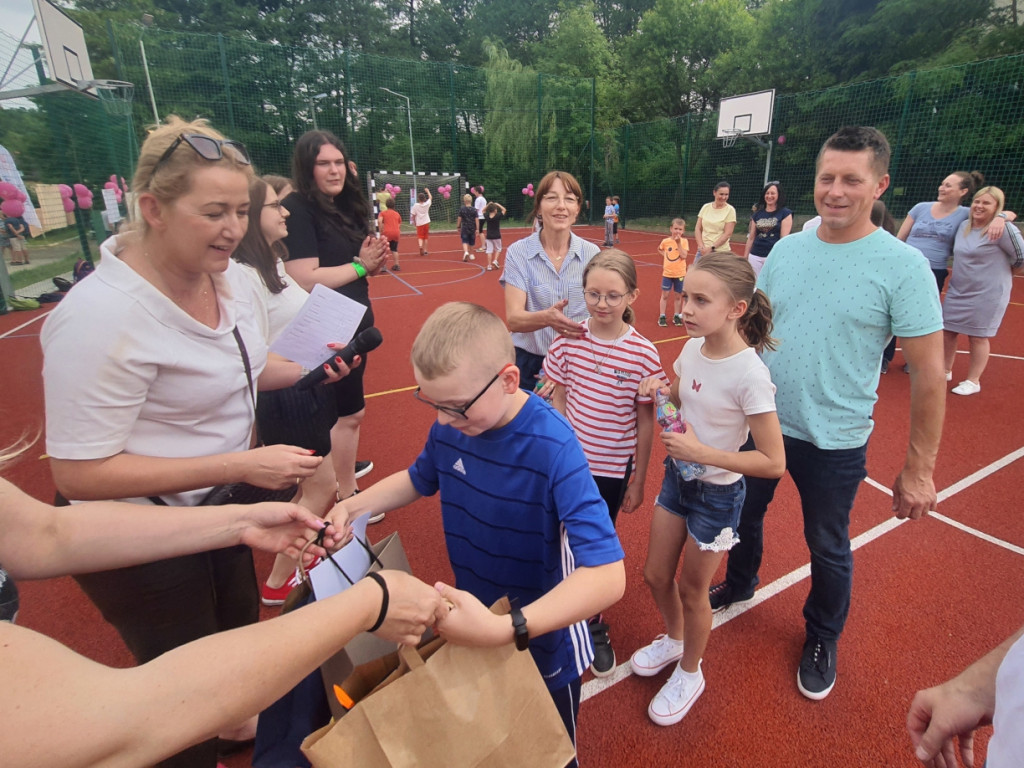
<box><xmin>333</xmin><ymin>302</ymin><xmax>625</xmax><ymax>763</ymax></box>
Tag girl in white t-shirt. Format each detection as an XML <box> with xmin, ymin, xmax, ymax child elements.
<box><xmin>632</xmin><ymin>253</ymin><xmax>785</xmax><ymax>728</ymax></box>
<box><xmin>543</xmin><ymin>249</ymin><xmax>665</xmax><ymax>678</ymax></box>
<box><xmin>233</xmin><ymin>177</ymin><xmax>340</xmax><ymax>606</ymax></box>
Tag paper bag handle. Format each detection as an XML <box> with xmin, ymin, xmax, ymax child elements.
<box><xmin>297</xmin><ymin>529</ymin><xmax>385</xmax><ymax>586</ymax></box>
<box><xmin>398</xmin><ymin>645</ymin><xmax>427</xmax><ymax>670</ymax></box>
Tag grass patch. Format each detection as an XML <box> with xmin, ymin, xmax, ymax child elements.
<box><xmin>10</xmin><ymin>254</ymin><xmax>80</xmax><ymax>291</ymax></box>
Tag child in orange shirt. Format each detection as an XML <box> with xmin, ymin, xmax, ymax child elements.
<box><xmin>377</xmin><ymin>195</ymin><xmax>403</xmax><ymax>271</ymax></box>
<box><xmin>658</xmin><ymin>218</ymin><xmax>688</xmax><ymax>327</ymax></box>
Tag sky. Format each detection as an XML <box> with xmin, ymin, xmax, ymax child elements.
<box><xmin>1</xmin><ymin>0</ymin><xmax>44</xmax><ymax>46</ymax></box>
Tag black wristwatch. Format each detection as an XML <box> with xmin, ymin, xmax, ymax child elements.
<box><xmin>510</xmin><ymin>604</ymin><xmax>529</xmax><ymax>651</ymax></box>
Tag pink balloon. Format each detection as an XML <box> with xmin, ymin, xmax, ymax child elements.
<box><xmin>393</xmin><ymin>186</ymin><xmax>401</xmax><ymax>195</ymax></box>
<box><xmin>528</xmin><ymin>190</ymin><xmax>535</xmax><ymax>197</ymax></box>
<box><xmin>73</xmin><ymin>183</ymin><xmax>89</xmax><ymax>197</ymax></box>
<box><xmin>109</xmin><ymin>174</ymin><xmax>118</xmax><ymax>183</ymax></box>
<box><xmin>104</xmin><ymin>181</ymin><xmax>117</xmax><ymax>189</ymax></box>
<box><xmin>443</xmin><ymin>191</ymin><xmax>450</xmax><ymax>199</ymax></box>
<box><xmin>58</xmin><ymin>184</ymin><xmax>73</xmax><ymax>198</ymax></box>
<box><xmin>1</xmin><ymin>199</ymin><xmax>25</xmax><ymax>217</ymax></box>
<box><xmin>522</xmin><ymin>188</ymin><xmax>529</xmax><ymax>195</ymax></box>
<box><xmin>0</xmin><ymin>182</ymin><xmax>18</xmax><ymax>199</ymax></box>
<box><xmin>479</xmin><ymin>186</ymin><xmax>484</xmax><ymax>193</ymax></box>
<box><xmin>62</xmin><ymin>198</ymin><xmax>75</xmax><ymax>213</ymax></box>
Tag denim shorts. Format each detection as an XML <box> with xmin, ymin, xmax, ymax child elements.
<box><xmin>661</xmin><ymin>276</ymin><xmax>684</xmax><ymax>293</ymax></box>
<box><xmin>655</xmin><ymin>458</ymin><xmax>745</xmax><ymax>552</ymax></box>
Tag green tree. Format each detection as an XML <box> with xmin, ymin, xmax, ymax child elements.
<box><xmin>617</xmin><ymin>0</ymin><xmax>755</xmax><ymax>119</ymax></box>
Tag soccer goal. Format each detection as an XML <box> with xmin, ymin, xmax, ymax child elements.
<box><xmin>369</xmin><ymin>171</ymin><xmax>466</xmax><ymax>227</ymax></box>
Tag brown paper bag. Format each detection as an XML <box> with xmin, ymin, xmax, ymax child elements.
<box><xmin>316</xmin><ymin>531</ymin><xmax>420</xmax><ymax>719</ymax></box>
<box><xmin>302</xmin><ymin>600</ymin><xmax>576</xmax><ymax>768</ymax></box>
<box><xmin>286</xmin><ymin>531</ymin><xmax>420</xmax><ymax>720</ymax></box>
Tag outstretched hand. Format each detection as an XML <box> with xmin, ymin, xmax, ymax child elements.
<box><xmin>236</xmin><ymin>502</ymin><xmax>329</xmax><ymax>560</ymax></box>
<box><xmin>369</xmin><ymin>571</ymin><xmax>447</xmax><ymax>646</ymax></box>
<box><xmin>432</xmin><ymin>582</ymin><xmax>509</xmax><ymax>647</ymax></box>
<box><xmin>548</xmin><ymin>299</ymin><xmax>587</xmax><ymax>338</ymax></box>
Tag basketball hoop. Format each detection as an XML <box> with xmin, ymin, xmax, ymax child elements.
<box><xmin>722</xmin><ymin>129</ymin><xmax>744</xmax><ymax>149</ymax></box>
<box><xmin>93</xmin><ymin>79</ymin><xmax>135</xmax><ymax>116</ymax></box>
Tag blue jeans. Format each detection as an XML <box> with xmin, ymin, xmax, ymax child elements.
<box><xmin>724</xmin><ymin>435</ymin><xmax>867</xmax><ymax>641</ymax></box>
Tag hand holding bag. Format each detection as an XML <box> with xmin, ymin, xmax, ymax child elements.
<box><xmin>301</xmin><ymin>597</ymin><xmax>577</xmax><ymax>768</ymax></box>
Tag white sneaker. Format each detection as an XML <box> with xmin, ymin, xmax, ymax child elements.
<box><xmin>952</xmin><ymin>379</ymin><xmax>981</xmax><ymax>396</ymax></box>
<box><xmin>648</xmin><ymin>662</ymin><xmax>705</xmax><ymax>726</ymax></box>
<box><xmin>945</xmin><ymin>370</ymin><xmax>953</xmax><ymax>381</ymax></box>
<box><xmin>630</xmin><ymin>634</ymin><xmax>685</xmax><ymax>677</ymax></box>
<box><xmin>469</xmin><ymin>254</ymin><xmax>476</xmax><ymax>260</ymax></box>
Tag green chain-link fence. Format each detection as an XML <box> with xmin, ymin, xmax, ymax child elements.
<box><xmin>4</xmin><ymin>24</ymin><xmax>1023</xmax><ymax>240</ymax></box>
<box><xmin>106</xmin><ymin>25</ymin><xmax>596</xmax><ymax>225</ymax></box>
<box><xmin>604</xmin><ymin>54</ymin><xmax>1024</xmax><ymax>232</ymax></box>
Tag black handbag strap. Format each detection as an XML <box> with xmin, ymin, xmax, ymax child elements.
<box><xmin>231</xmin><ymin>326</ymin><xmax>257</xmax><ymax>411</ymax></box>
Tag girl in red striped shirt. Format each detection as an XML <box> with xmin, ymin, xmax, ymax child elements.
<box><xmin>543</xmin><ymin>249</ymin><xmax>665</xmax><ymax>677</ymax></box>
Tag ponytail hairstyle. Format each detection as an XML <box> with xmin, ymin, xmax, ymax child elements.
<box><xmin>952</xmin><ymin>170</ymin><xmax>985</xmax><ymax>204</ymax></box>
<box><xmin>690</xmin><ymin>253</ymin><xmax>776</xmax><ymax>353</ymax></box>
<box><xmin>583</xmin><ymin>248</ymin><xmax>638</xmax><ymax>325</ymax></box>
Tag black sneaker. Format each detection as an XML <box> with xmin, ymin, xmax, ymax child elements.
<box><xmin>880</xmin><ymin>358</ymin><xmax>889</xmax><ymax>374</ymax></box>
<box><xmin>354</xmin><ymin>460</ymin><xmax>374</xmax><ymax>479</ymax></box>
<box><xmin>589</xmin><ymin>621</ymin><xmax>616</xmax><ymax>677</ymax></box>
<box><xmin>708</xmin><ymin>581</ymin><xmax>754</xmax><ymax>613</ymax></box>
<box><xmin>797</xmin><ymin>635</ymin><xmax>837</xmax><ymax>700</ymax></box>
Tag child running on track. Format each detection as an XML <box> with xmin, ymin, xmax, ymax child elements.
<box><xmin>658</xmin><ymin>218</ymin><xmax>688</xmax><ymax>327</ymax></box>
<box><xmin>543</xmin><ymin>249</ymin><xmax>665</xmax><ymax>676</ymax></box>
<box><xmin>377</xmin><ymin>194</ymin><xmax>402</xmax><ymax>271</ymax></box>
<box><xmin>632</xmin><ymin>253</ymin><xmax>785</xmax><ymax>726</ymax></box>
<box><xmin>411</xmin><ymin>188</ymin><xmax>432</xmax><ymax>256</ymax></box>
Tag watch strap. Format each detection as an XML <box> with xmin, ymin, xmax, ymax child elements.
<box><xmin>510</xmin><ymin>604</ymin><xmax>529</xmax><ymax>651</ymax></box>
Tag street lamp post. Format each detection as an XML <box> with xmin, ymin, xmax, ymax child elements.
<box><xmin>308</xmin><ymin>92</ymin><xmax>328</xmax><ymax>130</ymax></box>
<box><xmin>380</xmin><ymin>87</ymin><xmax>416</xmax><ymax>195</ymax></box>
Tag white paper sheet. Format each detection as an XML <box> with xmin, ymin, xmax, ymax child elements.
<box><xmin>269</xmin><ymin>283</ymin><xmax>367</xmax><ymax>369</ymax></box>
<box><xmin>308</xmin><ymin>511</ymin><xmax>375</xmax><ymax>599</ymax></box>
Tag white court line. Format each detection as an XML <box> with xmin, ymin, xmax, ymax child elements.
<box><xmin>582</xmin><ymin>447</ymin><xmax>1024</xmax><ymax>701</ymax></box>
<box><xmin>0</xmin><ymin>311</ymin><xmax>48</xmax><ymax>340</ymax></box>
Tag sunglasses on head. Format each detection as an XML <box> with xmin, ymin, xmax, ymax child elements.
<box><xmin>151</xmin><ymin>133</ymin><xmax>252</xmax><ymax>180</ymax></box>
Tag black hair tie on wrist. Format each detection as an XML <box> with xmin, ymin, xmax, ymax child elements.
<box><xmin>365</xmin><ymin>571</ymin><xmax>389</xmax><ymax>633</ymax></box>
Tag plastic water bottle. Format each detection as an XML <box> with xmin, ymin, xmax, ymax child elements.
<box><xmin>534</xmin><ymin>372</ymin><xmax>552</xmax><ymax>402</ymax></box>
<box><xmin>655</xmin><ymin>390</ymin><xmax>706</xmax><ymax>481</ymax></box>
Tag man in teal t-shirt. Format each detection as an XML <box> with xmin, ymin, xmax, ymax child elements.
<box><xmin>709</xmin><ymin>126</ymin><xmax>945</xmax><ymax>702</ymax></box>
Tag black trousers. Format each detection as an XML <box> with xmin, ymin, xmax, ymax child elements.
<box><xmin>75</xmin><ymin>545</ymin><xmax>259</xmax><ymax>768</ymax></box>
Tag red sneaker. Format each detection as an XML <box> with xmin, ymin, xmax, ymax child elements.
<box><xmin>260</xmin><ymin>570</ymin><xmax>304</xmax><ymax>606</ymax></box>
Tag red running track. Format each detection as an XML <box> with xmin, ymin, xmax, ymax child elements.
<box><xmin>6</xmin><ymin>224</ymin><xmax>1024</xmax><ymax>767</ymax></box>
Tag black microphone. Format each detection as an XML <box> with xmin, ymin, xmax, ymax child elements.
<box><xmin>297</xmin><ymin>327</ymin><xmax>383</xmax><ymax>390</ymax></box>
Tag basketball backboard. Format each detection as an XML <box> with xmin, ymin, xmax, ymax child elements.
<box><xmin>30</xmin><ymin>0</ymin><xmax>96</xmax><ymax>94</ymax></box>
<box><xmin>717</xmin><ymin>89</ymin><xmax>775</xmax><ymax>139</ymax></box>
